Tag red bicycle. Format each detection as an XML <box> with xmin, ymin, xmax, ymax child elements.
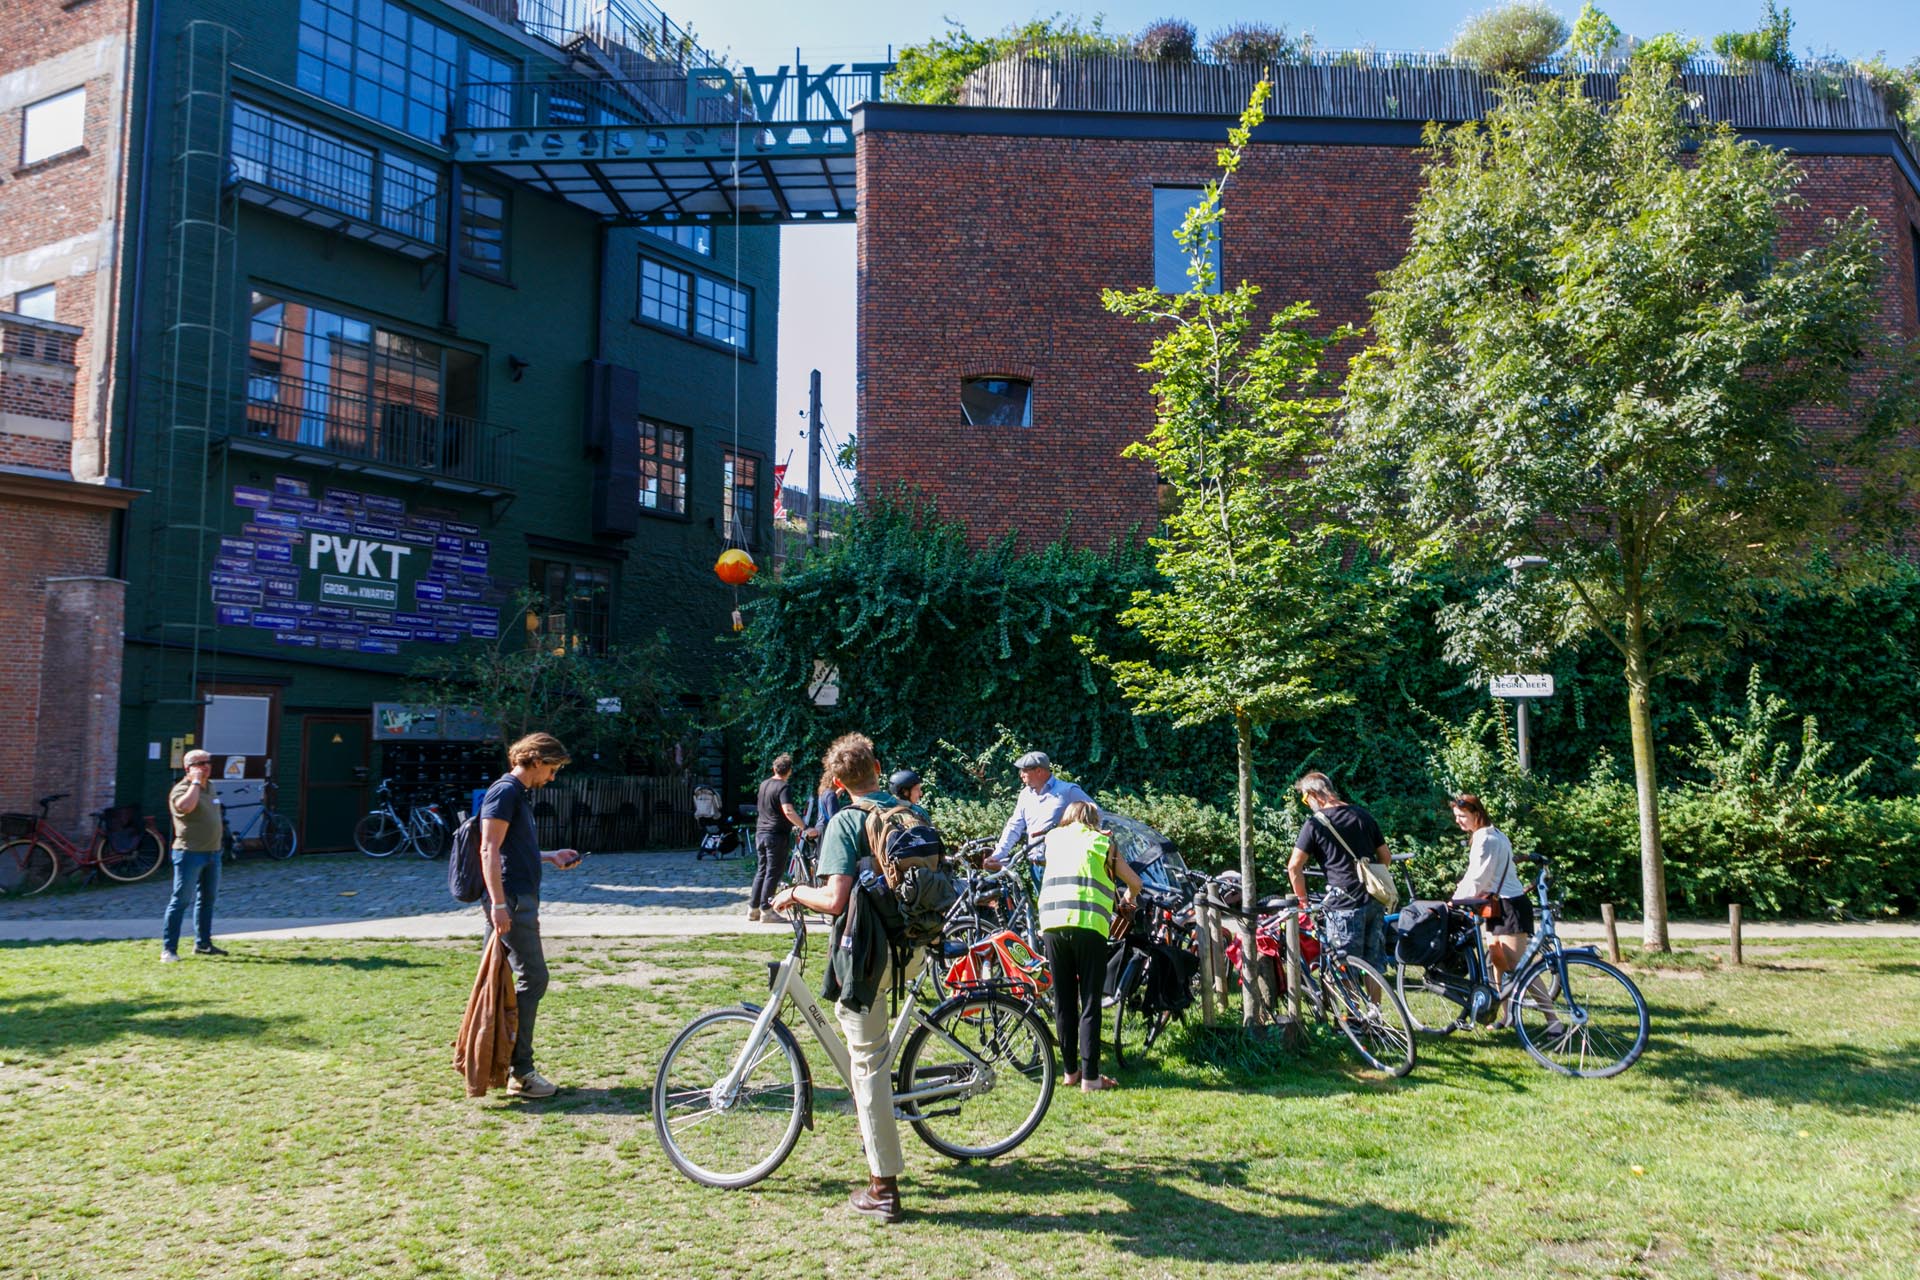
<box><xmin>0</xmin><ymin>794</ymin><xmax>167</xmax><ymax>895</ymax></box>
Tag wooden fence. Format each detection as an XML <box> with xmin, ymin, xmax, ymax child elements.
<box><xmin>960</xmin><ymin>51</ymin><xmax>1910</xmax><ymax>140</ymax></box>
<box><xmin>528</xmin><ymin>773</ymin><xmax>701</xmax><ymax>851</ymax></box>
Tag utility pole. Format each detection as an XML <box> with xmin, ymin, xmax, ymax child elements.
<box><xmin>806</xmin><ymin>368</ymin><xmax>823</xmax><ymax>545</ymax></box>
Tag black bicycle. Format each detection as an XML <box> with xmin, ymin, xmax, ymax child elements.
<box><xmin>1386</xmin><ymin>855</ymin><xmax>1649</xmax><ymax>1078</ymax></box>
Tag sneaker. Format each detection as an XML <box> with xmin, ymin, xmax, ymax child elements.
<box><xmin>749</xmin><ymin>908</ymin><xmax>762</xmax><ymax>922</ymax></box>
<box><xmin>507</xmin><ymin>1070</ymin><xmax>557</xmax><ymax>1098</ymax></box>
<box><xmin>160</xmin><ymin>950</ymin><xmax>179</xmax><ymax>964</ymax></box>
<box><xmin>761</xmin><ymin>909</ymin><xmax>788</xmax><ymax>924</ymax></box>
<box><xmin>194</xmin><ymin>944</ymin><xmax>229</xmax><ymax>957</ymax></box>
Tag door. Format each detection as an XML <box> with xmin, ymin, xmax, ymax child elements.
<box><xmin>301</xmin><ymin>716</ymin><xmax>369</xmax><ymax>851</ymax></box>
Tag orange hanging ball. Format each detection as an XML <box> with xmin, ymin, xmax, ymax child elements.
<box><xmin>714</xmin><ymin>548</ymin><xmax>758</xmax><ymax>586</ymax></box>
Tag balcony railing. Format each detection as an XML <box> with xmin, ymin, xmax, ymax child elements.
<box><xmin>238</xmin><ymin>375</ymin><xmax>514</xmax><ymax>490</ymax></box>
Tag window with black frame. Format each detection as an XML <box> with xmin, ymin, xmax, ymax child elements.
<box><xmin>721</xmin><ymin>449</ymin><xmax>759</xmax><ymax>548</ymax></box>
<box><xmin>295</xmin><ymin>0</ymin><xmax>515</xmax><ymax>143</ymax></box>
<box><xmin>961</xmin><ymin>377</ymin><xmax>1033</xmax><ymax>427</ymax></box>
<box><xmin>639</xmin><ymin>418</ymin><xmax>688</xmax><ymax>515</ymax></box>
<box><xmin>529</xmin><ymin>558</ymin><xmax>612</xmax><ymax>657</ymax></box>
<box><xmin>460</xmin><ymin>182</ymin><xmax>507</xmax><ymax>276</ymax></box>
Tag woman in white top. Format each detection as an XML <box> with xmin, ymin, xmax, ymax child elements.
<box><xmin>1449</xmin><ymin>794</ymin><xmax>1533</xmax><ymax>988</ymax></box>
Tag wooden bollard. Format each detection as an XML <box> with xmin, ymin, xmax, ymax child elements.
<box><xmin>1284</xmin><ymin>911</ymin><xmax>1304</xmax><ymax>1028</ymax></box>
<box><xmin>1729</xmin><ymin>903</ymin><xmax>1743</xmax><ymax>966</ymax></box>
<box><xmin>1195</xmin><ymin>898</ymin><xmax>1218</xmax><ymax>1027</ymax></box>
<box><xmin>1600</xmin><ymin>903</ymin><xmax>1622</xmax><ymax>964</ymax></box>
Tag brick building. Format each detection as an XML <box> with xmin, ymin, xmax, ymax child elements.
<box><xmin>854</xmin><ymin>56</ymin><xmax>1920</xmax><ymax>549</ymax></box>
<box><xmin>3</xmin><ymin>0</ymin><xmax>788</xmax><ymax>848</ymax></box>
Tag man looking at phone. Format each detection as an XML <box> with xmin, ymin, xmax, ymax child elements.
<box><xmin>479</xmin><ymin>732</ymin><xmax>583</xmax><ymax>1099</ymax></box>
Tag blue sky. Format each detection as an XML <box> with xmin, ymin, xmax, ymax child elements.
<box><xmin>698</xmin><ymin>2</ymin><xmax>1920</xmax><ymax>489</ymax></box>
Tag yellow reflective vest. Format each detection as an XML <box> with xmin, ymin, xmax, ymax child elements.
<box><xmin>1039</xmin><ymin>825</ymin><xmax>1117</xmax><ymax>933</ymax></box>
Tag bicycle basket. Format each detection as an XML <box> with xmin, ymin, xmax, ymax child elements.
<box><xmin>1</xmin><ymin>813</ymin><xmax>34</xmax><ymax>839</ymax></box>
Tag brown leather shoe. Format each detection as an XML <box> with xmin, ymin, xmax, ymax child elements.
<box><xmin>849</xmin><ymin>1175</ymin><xmax>903</xmax><ymax>1223</ymax></box>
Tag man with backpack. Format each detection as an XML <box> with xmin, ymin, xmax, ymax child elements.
<box><xmin>477</xmin><ymin>732</ymin><xmax>583</xmax><ymax>1099</ymax></box>
<box><xmin>768</xmin><ymin>732</ymin><xmax>938</xmax><ymax>1224</ymax></box>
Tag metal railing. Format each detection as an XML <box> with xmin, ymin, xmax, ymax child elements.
<box><xmin>239</xmin><ymin>375</ymin><xmax>514</xmax><ymax>487</ymax></box>
<box><xmin>466</xmin><ymin>65</ymin><xmax>885</xmax><ymax>133</ymax></box>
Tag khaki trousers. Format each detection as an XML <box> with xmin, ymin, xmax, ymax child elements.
<box><xmin>835</xmin><ymin>953</ymin><xmax>907</xmax><ymax>1178</ymax></box>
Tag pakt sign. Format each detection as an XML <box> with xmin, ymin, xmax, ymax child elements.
<box><xmin>687</xmin><ymin>62</ymin><xmax>894</xmax><ymax>123</ymax></box>
<box><xmin>309</xmin><ymin>533</ymin><xmax>414</xmax><ymax>611</ymax></box>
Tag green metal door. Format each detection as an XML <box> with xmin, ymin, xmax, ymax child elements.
<box><xmin>301</xmin><ymin>716</ymin><xmax>369</xmax><ymax>851</ymax></box>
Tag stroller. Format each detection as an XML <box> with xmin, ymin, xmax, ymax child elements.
<box><xmin>693</xmin><ymin>786</ymin><xmax>744</xmax><ymax>860</ymax></box>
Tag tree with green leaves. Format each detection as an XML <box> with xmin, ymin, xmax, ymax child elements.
<box><xmin>1340</xmin><ymin>63</ymin><xmax>1915</xmax><ymax>949</ymax></box>
<box><xmin>1090</xmin><ymin>83</ymin><xmax>1387</xmax><ymax>1021</ymax></box>
<box><xmin>886</xmin><ymin>14</ymin><xmax>1126</xmax><ymax>105</ymax></box>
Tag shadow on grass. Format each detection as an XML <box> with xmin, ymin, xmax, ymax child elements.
<box><xmin>1637</xmin><ymin>1000</ymin><xmax>1920</xmax><ymax>1115</ymax></box>
<box><xmin>0</xmin><ymin>993</ymin><xmax>305</xmax><ymax>1053</ymax></box>
<box><xmin>533</xmin><ymin>1084</ymin><xmax>653</xmax><ymax>1116</ymax></box>
<box><xmin>220</xmin><ymin>953</ymin><xmax>429</xmax><ymax>971</ymax></box>
<box><xmin>889</xmin><ymin>1156</ymin><xmax>1452</xmax><ymax>1261</ymax></box>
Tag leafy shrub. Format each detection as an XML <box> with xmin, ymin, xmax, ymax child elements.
<box><xmin>1567</xmin><ymin>3</ymin><xmax>1624</xmax><ymax>61</ymax></box>
<box><xmin>1854</xmin><ymin>55</ymin><xmax>1920</xmax><ymax>133</ymax></box>
<box><xmin>1207</xmin><ymin>23</ymin><xmax>1295</xmax><ymax>64</ymax></box>
<box><xmin>1630</xmin><ymin>32</ymin><xmax>1704</xmax><ymax>69</ymax></box>
<box><xmin>1711</xmin><ymin>1</ymin><xmax>1795</xmax><ymax>71</ymax></box>
<box><xmin>1135</xmin><ymin>18</ymin><xmax>1198</xmax><ymax>63</ymax></box>
<box><xmin>887</xmin><ymin>14</ymin><xmax>1127</xmax><ymax>105</ymax></box>
<box><xmin>1451</xmin><ymin>3</ymin><xmax>1570</xmax><ymax>74</ymax></box>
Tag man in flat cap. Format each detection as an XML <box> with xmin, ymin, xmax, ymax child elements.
<box><xmin>990</xmin><ymin>751</ymin><xmax>1098</xmax><ymax>868</ymax></box>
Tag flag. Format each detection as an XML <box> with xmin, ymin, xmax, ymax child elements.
<box><xmin>773</xmin><ymin>463</ymin><xmax>788</xmax><ymax>521</ymax></box>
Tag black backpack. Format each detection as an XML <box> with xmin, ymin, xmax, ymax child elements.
<box><xmin>447</xmin><ymin>814</ymin><xmax>484</xmax><ymax>903</ymax></box>
<box><xmin>848</xmin><ymin>797</ymin><xmax>957</xmax><ymax>945</ymax></box>
<box><xmin>1393</xmin><ymin>900</ymin><xmax>1453</xmax><ymax>968</ymax></box>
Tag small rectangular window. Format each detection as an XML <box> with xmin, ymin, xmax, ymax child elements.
<box><xmin>380</xmin><ymin>153</ymin><xmax>442</xmax><ymax>244</ymax></box>
<box><xmin>15</xmin><ymin>284</ymin><xmax>57</xmax><ymax>321</ymax></box>
<box><xmin>1153</xmin><ymin>186</ymin><xmax>1221</xmax><ymax>294</ymax></box>
<box><xmin>638</xmin><ymin>418</ymin><xmax>689</xmax><ymax>515</ymax></box>
<box><xmin>528</xmin><ymin>557</ymin><xmax>611</xmax><ymax>657</ymax></box>
<box><xmin>639</xmin><ymin>259</ymin><xmax>690</xmax><ymax>330</ymax></box>
<box><xmin>641</xmin><ymin>224</ymin><xmax>712</xmax><ymax>256</ymax></box>
<box><xmin>22</xmin><ymin>87</ymin><xmax>86</xmax><ymax>166</ymax></box>
<box><xmin>460</xmin><ymin>182</ymin><xmax>507</xmax><ymax>274</ymax></box>
<box><xmin>961</xmin><ymin>377</ymin><xmax>1033</xmax><ymax>428</ymax></box>
<box><xmin>722</xmin><ymin>449</ymin><xmax>759</xmax><ymax>547</ymax></box>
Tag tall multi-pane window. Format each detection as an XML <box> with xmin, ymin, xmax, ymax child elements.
<box><xmin>641</xmin><ymin>224</ymin><xmax>712</xmax><ymax>256</ymax></box>
<box><xmin>638</xmin><ymin>419</ymin><xmax>689</xmax><ymax>515</ymax></box>
<box><xmin>230</xmin><ymin>100</ymin><xmax>442</xmax><ymax>245</ymax></box>
<box><xmin>639</xmin><ymin>259</ymin><xmax>690</xmax><ymax>330</ymax></box>
<box><xmin>1152</xmin><ymin>186</ymin><xmax>1221</xmax><ymax>294</ymax></box>
<box><xmin>529</xmin><ymin>559</ymin><xmax>612</xmax><ymax>657</ymax></box>
<box><xmin>460</xmin><ymin>182</ymin><xmax>507</xmax><ymax>274</ymax></box>
<box><xmin>693</xmin><ymin>276</ymin><xmax>750</xmax><ymax>349</ymax></box>
<box><xmin>380</xmin><ymin>153</ymin><xmax>441</xmax><ymax>242</ymax></box>
<box><xmin>296</xmin><ymin>0</ymin><xmax>512</xmax><ymax>143</ymax></box>
<box><xmin>721</xmin><ymin>449</ymin><xmax>759</xmax><ymax>547</ymax></box>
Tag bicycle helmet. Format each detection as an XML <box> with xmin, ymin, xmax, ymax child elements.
<box><xmin>888</xmin><ymin>769</ymin><xmax>922</xmax><ymax>800</ymax></box>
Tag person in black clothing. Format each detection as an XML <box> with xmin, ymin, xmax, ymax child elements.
<box><xmin>478</xmin><ymin>732</ymin><xmax>584</xmax><ymax>1099</ymax></box>
<box><xmin>1287</xmin><ymin>770</ymin><xmax>1393</xmax><ymax>974</ymax></box>
<box><xmin>751</xmin><ymin>754</ymin><xmax>817</xmax><ymax>922</ymax></box>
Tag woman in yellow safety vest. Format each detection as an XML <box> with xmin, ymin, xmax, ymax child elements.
<box><xmin>1040</xmin><ymin>801</ymin><xmax>1144</xmax><ymax>1091</ymax></box>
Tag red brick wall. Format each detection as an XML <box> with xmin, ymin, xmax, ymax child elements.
<box><xmin>0</xmin><ymin>491</ymin><xmax>115</xmax><ymax>831</ymax></box>
<box><xmin>35</xmin><ymin>574</ymin><xmax>126</xmax><ymax>834</ymax></box>
<box><xmin>858</xmin><ymin>127</ymin><xmax>1920</xmax><ymax>549</ymax></box>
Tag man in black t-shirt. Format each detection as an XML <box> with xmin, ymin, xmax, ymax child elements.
<box><xmin>478</xmin><ymin>732</ymin><xmax>583</xmax><ymax>1099</ymax></box>
<box><xmin>1288</xmin><ymin>771</ymin><xmax>1392</xmax><ymax>973</ymax></box>
<box><xmin>751</xmin><ymin>754</ymin><xmax>816</xmax><ymax>922</ymax></box>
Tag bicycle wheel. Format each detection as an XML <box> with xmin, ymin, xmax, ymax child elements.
<box><xmin>264</xmin><ymin>813</ymin><xmax>298</xmax><ymax>860</ymax></box>
<box><xmin>652</xmin><ymin>1008</ymin><xmax>807</xmax><ymax>1189</ymax></box>
<box><xmin>0</xmin><ymin>840</ymin><xmax>60</xmax><ymax>896</ymax></box>
<box><xmin>412</xmin><ymin>810</ymin><xmax>448</xmax><ymax>859</ymax></box>
<box><xmin>1513</xmin><ymin>953</ymin><xmax>1649</xmax><ymax>1079</ymax></box>
<box><xmin>1392</xmin><ymin>961</ymin><xmax>1467</xmax><ymax>1036</ymax></box>
<box><xmin>1322</xmin><ymin>956</ymin><xmax>1417</xmax><ymax>1078</ymax></box>
<box><xmin>353</xmin><ymin>812</ymin><xmax>406</xmax><ymax>858</ymax></box>
<box><xmin>97</xmin><ymin>829</ymin><xmax>166</xmax><ymax>882</ymax></box>
<box><xmin>896</xmin><ymin>991</ymin><xmax>1055</xmax><ymax>1161</ymax></box>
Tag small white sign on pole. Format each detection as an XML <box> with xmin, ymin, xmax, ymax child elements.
<box><xmin>1491</xmin><ymin>674</ymin><xmax>1555</xmax><ymax>698</ymax></box>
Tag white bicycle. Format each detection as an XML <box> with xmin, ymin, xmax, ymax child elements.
<box><xmin>652</xmin><ymin>913</ymin><xmax>1057</xmax><ymax>1189</ymax></box>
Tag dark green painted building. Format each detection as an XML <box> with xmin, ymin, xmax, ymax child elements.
<box><xmin>112</xmin><ymin>0</ymin><xmax>778</xmax><ymax>847</ymax></box>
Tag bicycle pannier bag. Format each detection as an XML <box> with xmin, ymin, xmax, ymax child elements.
<box><xmin>1393</xmin><ymin>900</ymin><xmax>1452</xmax><ymax>968</ymax></box>
<box><xmin>849</xmin><ymin>798</ymin><xmax>957</xmax><ymax>945</ymax></box>
<box><xmin>447</xmin><ymin>815</ymin><xmax>485</xmax><ymax>903</ymax></box>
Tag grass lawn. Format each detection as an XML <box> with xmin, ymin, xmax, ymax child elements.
<box><xmin>2</xmin><ymin>934</ymin><xmax>1915</xmax><ymax>1279</ymax></box>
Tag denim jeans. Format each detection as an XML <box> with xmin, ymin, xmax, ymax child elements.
<box><xmin>162</xmin><ymin>849</ymin><xmax>221</xmax><ymax>953</ymax></box>
<box><xmin>481</xmin><ymin>893</ymin><xmax>548</xmax><ymax>1076</ymax></box>
<box><xmin>1323</xmin><ymin>900</ymin><xmax>1387</xmax><ymax>973</ymax></box>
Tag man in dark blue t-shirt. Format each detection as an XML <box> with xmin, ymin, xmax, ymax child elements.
<box><xmin>479</xmin><ymin>731</ymin><xmax>582</xmax><ymax>1098</ymax></box>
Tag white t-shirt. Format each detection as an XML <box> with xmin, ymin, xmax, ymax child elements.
<box><xmin>1454</xmin><ymin>825</ymin><xmax>1524</xmax><ymax>900</ymax></box>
